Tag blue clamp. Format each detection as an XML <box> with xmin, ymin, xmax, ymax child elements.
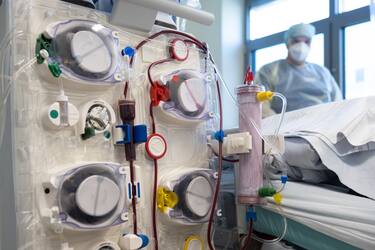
<box><xmin>138</xmin><ymin>234</ymin><xmax>149</xmax><ymax>249</ymax></box>
<box><xmin>116</xmin><ymin>124</ymin><xmax>132</xmax><ymax>144</ymax></box>
<box><xmin>214</xmin><ymin>130</ymin><xmax>224</xmax><ymax>142</ymax></box>
<box><xmin>116</xmin><ymin>124</ymin><xmax>147</xmax><ymax>145</ymax></box>
<box><xmin>281</xmin><ymin>175</ymin><xmax>288</xmax><ymax>184</ymax></box>
<box><xmin>120</xmin><ymin>233</ymin><xmax>149</xmax><ymax>249</ymax></box>
<box><xmin>246</xmin><ymin>207</ymin><xmax>257</xmax><ymax>222</ymax></box>
<box><xmin>128</xmin><ymin>182</ymin><xmax>141</xmax><ymax>199</ymax></box>
<box><xmin>122</xmin><ymin>46</ymin><xmax>135</xmax><ymax>57</ymax></box>
<box><xmin>134</xmin><ymin>125</ymin><xmax>147</xmax><ymax>143</ymax></box>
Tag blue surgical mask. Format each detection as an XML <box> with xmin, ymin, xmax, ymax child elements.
<box><xmin>289</xmin><ymin>42</ymin><xmax>310</xmax><ymax>63</ymax></box>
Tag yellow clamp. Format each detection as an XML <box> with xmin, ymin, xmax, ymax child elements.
<box><xmin>257</xmin><ymin>91</ymin><xmax>274</xmax><ymax>102</ymax></box>
<box><xmin>183</xmin><ymin>235</ymin><xmax>204</xmax><ymax>250</ymax></box>
<box><xmin>157</xmin><ymin>187</ymin><xmax>179</xmax><ymax>213</ymax></box>
<box><xmin>273</xmin><ymin>192</ymin><xmax>283</xmax><ymax>205</ymax></box>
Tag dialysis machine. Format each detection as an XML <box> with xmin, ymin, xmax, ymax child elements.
<box><xmin>0</xmin><ymin>0</ymin><xmax>280</xmax><ymax>249</ymax></box>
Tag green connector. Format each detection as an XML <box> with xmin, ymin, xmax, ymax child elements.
<box><xmin>258</xmin><ymin>186</ymin><xmax>276</xmax><ymax>198</ymax></box>
<box><xmin>81</xmin><ymin>127</ymin><xmax>96</xmax><ymax>140</ymax></box>
<box><xmin>48</xmin><ymin>62</ymin><xmax>62</xmax><ymax>78</ymax></box>
<box><xmin>35</xmin><ymin>34</ymin><xmax>52</xmax><ymax>64</ymax></box>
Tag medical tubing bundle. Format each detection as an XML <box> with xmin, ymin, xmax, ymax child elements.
<box><xmin>211</xmin><ymin>60</ymin><xmax>289</xmax><ymax>245</ymax></box>
<box><xmin>125</xmin><ymin>29</ymin><xmax>210</xmax><ymax>250</ymax></box>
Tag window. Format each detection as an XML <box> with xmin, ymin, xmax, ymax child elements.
<box><xmin>255</xmin><ymin>34</ymin><xmax>324</xmax><ymax>70</ymax></box>
<box><xmin>344</xmin><ymin>21</ymin><xmax>375</xmax><ymax>99</ymax></box>
<box><xmin>249</xmin><ymin>0</ymin><xmax>329</xmax><ymax>40</ymax></box>
<box><xmin>247</xmin><ymin>0</ymin><xmax>372</xmax><ymax>99</ymax></box>
<box><xmin>255</xmin><ymin>43</ymin><xmax>284</xmax><ymax>71</ymax></box>
<box><xmin>339</xmin><ymin>0</ymin><xmax>370</xmax><ymax>13</ymax></box>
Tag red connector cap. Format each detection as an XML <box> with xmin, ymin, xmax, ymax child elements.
<box><xmin>150</xmin><ymin>82</ymin><xmax>170</xmax><ymax>106</ymax></box>
<box><xmin>244</xmin><ymin>66</ymin><xmax>254</xmax><ymax>85</ymax></box>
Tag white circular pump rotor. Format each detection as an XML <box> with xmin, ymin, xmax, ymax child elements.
<box><xmin>75</xmin><ymin>175</ymin><xmax>121</xmax><ymax>217</ymax></box>
<box><xmin>185</xmin><ymin>176</ymin><xmax>212</xmax><ymax>217</ymax></box>
<box><xmin>178</xmin><ymin>77</ymin><xmax>206</xmax><ymax>113</ymax></box>
<box><xmin>71</xmin><ymin>30</ymin><xmax>112</xmax><ymax>74</ymax></box>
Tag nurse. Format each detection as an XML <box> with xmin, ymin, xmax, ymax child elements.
<box><xmin>254</xmin><ymin>23</ymin><xmax>342</xmax><ymax>117</ymax></box>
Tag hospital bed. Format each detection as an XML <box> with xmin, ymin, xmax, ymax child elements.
<box><xmin>254</xmin><ymin>181</ymin><xmax>375</xmax><ymax>250</ymax></box>
<box><xmin>218</xmin><ymin>168</ymin><xmax>375</xmax><ymax>250</ymax></box>
<box><xmin>216</xmin><ymin>97</ymin><xmax>375</xmax><ymax>250</ymax></box>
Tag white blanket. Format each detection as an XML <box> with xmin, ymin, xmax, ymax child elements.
<box><xmin>265</xmin><ymin>181</ymin><xmax>375</xmax><ymax>250</ymax></box>
<box><xmin>262</xmin><ymin>97</ymin><xmax>375</xmax><ymax>199</ymax></box>
<box><xmin>263</xmin><ymin>97</ymin><xmax>375</xmax><ymax>149</ymax></box>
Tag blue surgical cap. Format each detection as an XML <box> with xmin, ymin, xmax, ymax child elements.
<box><xmin>284</xmin><ymin>23</ymin><xmax>316</xmax><ymax>44</ymax></box>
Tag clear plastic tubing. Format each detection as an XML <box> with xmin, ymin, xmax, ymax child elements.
<box><xmin>212</xmin><ymin>63</ymin><xmax>273</xmax><ymax>150</ymax></box>
<box><xmin>272</xmin><ymin>92</ymin><xmax>287</xmax><ymax>136</ymax></box>
<box><xmin>252</xmin><ymin>205</ymin><xmax>288</xmax><ymax>244</ymax></box>
<box><xmin>236</xmin><ymin>84</ymin><xmax>263</xmax><ymax>204</ymax></box>
<box><xmin>212</xmin><ymin>63</ymin><xmax>288</xmax><ymax>161</ymax></box>
<box><xmin>57</xmin><ymin>78</ymin><xmax>69</xmax><ymax>127</ymax></box>
<box><xmin>57</xmin><ymin>96</ymin><xmax>69</xmax><ymax>127</ymax></box>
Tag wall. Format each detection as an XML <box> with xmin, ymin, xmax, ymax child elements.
<box><xmin>186</xmin><ymin>0</ymin><xmax>246</xmax><ymax>129</ymax></box>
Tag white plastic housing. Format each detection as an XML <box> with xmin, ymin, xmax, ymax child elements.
<box><xmin>118</xmin><ymin>234</ymin><xmax>143</xmax><ymax>250</ymax></box>
<box><xmin>78</xmin><ymin>99</ymin><xmax>116</xmax><ymax>135</ymax></box>
<box><xmin>43</xmin><ymin>19</ymin><xmax>123</xmax><ymax>85</ymax></box>
<box><xmin>157</xmin><ymin>168</ymin><xmax>215</xmax><ymax>225</ymax></box>
<box><xmin>8</xmin><ymin>2</ymin><xmax>217</xmax><ymax>249</ymax></box>
<box><xmin>209</xmin><ymin>132</ymin><xmax>252</xmax><ymax>156</ymax></box>
<box><xmin>39</xmin><ymin>162</ymin><xmax>128</xmax><ymax>231</ymax></box>
<box><xmin>155</xmin><ymin>69</ymin><xmax>213</xmax><ymax>124</ymax></box>
<box><xmin>111</xmin><ymin>0</ymin><xmax>214</xmax><ymax>32</ymax></box>
<box><xmin>44</xmin><ymin>102</ymin><xmax>80</xmax><ymax>128</ymax></box>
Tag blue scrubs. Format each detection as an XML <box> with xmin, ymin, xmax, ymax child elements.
<box><xmin>255</xmin><ymin>59</ymin><xmax>342</xmax><ymax>113</ymax></box>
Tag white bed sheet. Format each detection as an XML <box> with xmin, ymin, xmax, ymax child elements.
<box><xmin>264</xmin><ymin>181</ymin><xmax>375</xmax><ymax>250</ymax></box>
<box><xmin>262</xmin><ymin>97</ymin><xmax>375</xmax><ymax>147</ymax></box>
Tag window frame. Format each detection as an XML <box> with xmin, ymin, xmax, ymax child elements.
<box><xmin>245</xmin><ymin>0</ymin><xmax>371</xmax><ymax>99</ymax></box>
